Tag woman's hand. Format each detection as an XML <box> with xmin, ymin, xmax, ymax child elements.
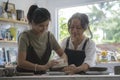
<box><xmin>63</xmin><ymin>63</ymin><xmax>89</xmax><ymax>75</ymax></box>
<box><xmin>45</xmin><ymin>60</ymin><xmax>59</xmax><ymax>70</ymax></box>
<box><xmin>63</xmin><ymin>64</ymin><xmax>79</xmax><ymax>75</ymax></box>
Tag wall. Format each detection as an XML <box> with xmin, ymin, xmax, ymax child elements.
<box><xmin>0</xmin><ymin>0</ymin><xmax>113</xmax><ymax>38</ymax></box>
<box><xmin>0</xmin><ymin>0</ymin><xmax>53</xmax><ymax>33</ymax></box>
<box><xmin>0</xmin><ymin>0</ymin><xmax>37</xmax><ymax>17</ymax></box>
<box><xmin>0</xmin><ymin>0</ymin><xmax>37</xmax><ymax>48</ymax></box>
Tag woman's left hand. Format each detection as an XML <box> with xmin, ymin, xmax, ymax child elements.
<box><xmin>45</xmin><ymin>60</ymin><xmax>59</xmax><ymax>69</ymax></box>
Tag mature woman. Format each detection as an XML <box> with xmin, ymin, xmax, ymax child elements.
<box><xmin>61</xmin><ymin>13</ymin><xmax>96</xmax><ymax>74</ymax></box>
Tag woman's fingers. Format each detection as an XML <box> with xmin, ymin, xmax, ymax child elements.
<box><xmin>46</xmin><ymin>60</ymin><xmax>59</xmax><ymax>68</ymax></box>
<box><xmin>62</xmin><ymin>65</ymin><xmax>78</xmax><ymax>74</ymax></box>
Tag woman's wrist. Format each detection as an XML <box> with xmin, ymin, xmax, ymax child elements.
<box><xmin>34</xmin><ymin>64</ymin><xmax>38</xmax><ymax>72</ymax></box>
<box><xmin>76</xmin><ymin>63</ymin><xmax>89</xmax><ymax>72</ymax></box>
<box><xmin>76</xmin><ymin>66</ymin><xmax>82</xmax><ymax>73</ymax></box>
<box><xmin>44</xmin><ymin>65</ymin><xmax>48</xmax><ymax>70</ymax></box>
<box><xmin>35</xmin><ymin>64</ymin><xmax>49</xmax><ymax>71</ymax></box>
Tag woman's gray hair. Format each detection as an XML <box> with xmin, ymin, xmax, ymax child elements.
<box><xmin>68</xmin><ymin>13</ymin><xmax>89</xmax><ymax>30</ymax></box>
<box><xmin>68</xmin><ymin>13</ymin><xmax>93</xmax><ymax>38</ymax></box>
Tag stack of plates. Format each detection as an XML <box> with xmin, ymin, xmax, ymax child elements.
<box><xmin>86</xmin><ymin>67</ymin><xmax>109</xmax><ymax>75</ymax></box>
<box><xmin>86</xmin><ymin>71</ymin><xmax>109</xmax><ymax>75</ymax></box>
<box><xmin>88</xmin><ymin>67</ymin><xmax>107</xmax><ymax>71</ymax></box>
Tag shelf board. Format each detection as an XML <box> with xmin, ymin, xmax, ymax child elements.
<box><xmin>0</xmin><ymin>18</ymin><xmax>28</xmax><ymax>24</ymax></box>
<box><xmin>0</xmin><ymin>40</ymin><xmax>17</xmax><ymax>43</ymax></box>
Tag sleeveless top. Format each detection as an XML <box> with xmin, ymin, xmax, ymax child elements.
<box><xmin>16</xmin><ymin>32</ymin><xmax>51</xmax><ymax>74</ymax></box>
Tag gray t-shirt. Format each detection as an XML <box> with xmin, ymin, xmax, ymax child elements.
<box><xmin>18</xmin><ymin>30</ymin><xmax>60</xmax><ymax>59</ymax></box>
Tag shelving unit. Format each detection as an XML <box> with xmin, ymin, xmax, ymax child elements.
<box><xmin>0</xmin><ymin>18</ymin><xmax>29</xmax><ymax>64</ymax></box>
<box><xmin>0</xmin><ymin>18</ymin><xmax>28</xmax><ymax>47</ymax></box>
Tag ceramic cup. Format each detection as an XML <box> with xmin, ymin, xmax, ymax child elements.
<box><xmin>0</xmin><ymin>68</ymin><xmax>5</xmax><ymax>77</ymax></box>
<box><xmin>114</xmin><ymin>66</ymin><xmax>120</xmax><ymax>75</ymax></box>
<box><xmin>4</xmin><ymin>67</ymin><xmax>15</xmax><ymax>76</ymax></box>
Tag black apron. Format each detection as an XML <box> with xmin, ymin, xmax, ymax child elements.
<box><xmin>16</xmin><ymin>32</ymin><xmax>51</xmax><ymax>74</ymax></box>
<box><xmin>64</xmin><ymin>37</ymin><xmax>89</xmax><ymax>67</ymax></box>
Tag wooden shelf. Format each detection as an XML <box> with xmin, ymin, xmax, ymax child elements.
<box><xmin>0</xmin><ymin>18</ymin><xmax>28</xmax><ymax>24</ymax></box>
<box><xmin>0</xmin><ymin>40</ymin><xmax>17</xmax><ymax>47</ymax></box>
<box><xmin>0</xmin><ymin>40</ymin><xmax>17</xmax><ymax>43</ymax></box>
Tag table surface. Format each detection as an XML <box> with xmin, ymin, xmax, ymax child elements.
<box><xmin>0</xmin><ymin>74</ymin><xmax>120</xmax><ymax>80</ymax></box>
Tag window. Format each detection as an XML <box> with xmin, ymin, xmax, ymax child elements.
<box><xmin>58</xmin><ymin>0</ymin><xmax>120</xmax><ymax>63</ymax></box>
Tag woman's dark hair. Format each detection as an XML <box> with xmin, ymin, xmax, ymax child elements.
<box><xmin>27</xmin><ymin>5</ymin><xmax>51</xmax><ymax>24</ymax></box>
<box><xmin>68</xmin><ymin>13</ymin><xmax>93</xmax><ymax>38</ymax></box>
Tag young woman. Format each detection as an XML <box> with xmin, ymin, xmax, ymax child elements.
<box><xmin>16</xmin><ymin>5</ymin><xmax>67</xmax><ymax>74</ymax></box>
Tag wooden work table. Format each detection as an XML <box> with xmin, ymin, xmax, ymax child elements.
<box><xmin>0</xmin><ymin>74</ymin><xmax>120</xmax><ymax>80</ymax></box>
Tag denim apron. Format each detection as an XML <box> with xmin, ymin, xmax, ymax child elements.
<box><xmin>64</xmin><ymin>37</ymin><xmax>89</xmax><ymax>67</ymax></box>
<box><xmin>16</xmin><ymin>32</ymin><xmax>51</xmax><ymax>74</ymax></box>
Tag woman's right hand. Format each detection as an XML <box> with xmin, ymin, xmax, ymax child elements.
<box><xmin>45</xmin><ymin>60</ymin><xmax>59</xmax><ymax>70</ymax></box>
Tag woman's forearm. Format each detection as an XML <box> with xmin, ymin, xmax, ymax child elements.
<box><xmin>61</xmin><ymin>52</ymin><xmax>68</xmax><ymax>63</ymax></box>
<box><xmin>77</xmin><ymin>63</ymin><xmax>89</xmax><ymax>72</ymax></box>
<box><xmin>18</xmin><ymin>61</ymin><xmax>47</xmax><ymax>71</ymax></box>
